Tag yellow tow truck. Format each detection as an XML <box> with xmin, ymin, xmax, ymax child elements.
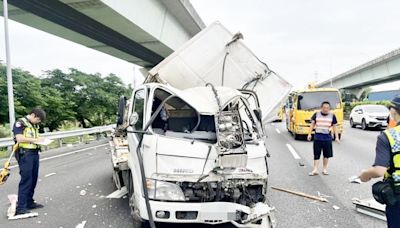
<box><xmin>285</xmin><ymin>84</ymin><xmax>344</xmax><ymax>140</ymax></box>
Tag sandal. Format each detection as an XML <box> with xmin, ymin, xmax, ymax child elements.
<box><xmin>322</xmin><ymin>171</ymin><xmax>329</xmax><ymax>175</ymax></box>
<box><xmin>309</xmin><ymin>172</ymin><xmax>319</xmax><ymax>176</ymax></box>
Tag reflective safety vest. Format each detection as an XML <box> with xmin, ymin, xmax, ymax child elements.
<box><xmin>18</xmin><ymin>117</ymin><xmax>40</xmax><ymax>149</ymax></box>
<box><xmin>315</xmin><ymin>112</ymin><xmax>333</xmax><ymax>134</ymax></box>
<box><xmin>383</xmin><ymin>125</ymin><xmax>400</xmax><ymax>190</ymax></box>
<box><xmin>388</xmin><ymin>118</ymin><xmax>396</xmax><ymax>129</ymax></box>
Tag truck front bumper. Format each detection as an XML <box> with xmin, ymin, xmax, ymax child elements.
<box><xmin>144</xmin><ymin>200</ymin><xmax>276</xmax><ymax>227</ymax></box>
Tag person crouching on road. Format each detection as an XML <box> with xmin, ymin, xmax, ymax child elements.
<box><xmin>13</xmin><ymin>108</ymin><xmax>46</xmax><ymax>215</ymax></box>
<box><xmin>359</xmin><ymin>96</ymin><xmax>400</xmax><ymax>228</ymax></box>
<box><xmin>307</xmin><ymin>101</ymin><xmax>340</xmax><ymax>176</ymax></box>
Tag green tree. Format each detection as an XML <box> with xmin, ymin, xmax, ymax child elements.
<box><xmin>0</xmin><ymin>64</ymin><xmax>43</xmax><ymax>123</ymax></box>
<box><xmin>1</xmin><ymin>64</ymin><xmax>131</xmax><ymax>131</ymax></box>
<box><xmin>40</xmin><ymin>86</ymin><xmax>76</xmax><ymax>131</ymax></box>
<box><xmin>42</xmin><ymin>68</ymin><xmax>131</xmax><ymax>128</ymax></box>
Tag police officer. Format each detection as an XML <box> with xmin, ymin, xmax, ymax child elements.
<box><xmin>359</xmin><ymin>96</ymin><xmax>400</xmax><ymax>228</ymax></box>
<box><xmin>13</xmin><ymin>108</ymin><xmax>46</xmax><ymax>215</ymax></box>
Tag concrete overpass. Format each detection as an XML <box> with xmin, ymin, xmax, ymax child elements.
<box><xmin>0</xmin><ymin>0</ymin><xmax>205</xmax><ymax>67</ymax></box>
<box><xmin>317</xmin><ymin>48</ymin><xmax>400</xmax><ymax>97</ymax></box>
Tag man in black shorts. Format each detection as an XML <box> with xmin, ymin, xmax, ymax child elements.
<box><xmin>307</xmin><ymin>101</ymin><xmax>340</xmax><ymax>176</ymax></box>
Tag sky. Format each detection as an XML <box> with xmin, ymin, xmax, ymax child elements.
<box><xmin>1</xmin><ymin>0</ymin><xmax>400</xmax><ymax>90</ymax></box>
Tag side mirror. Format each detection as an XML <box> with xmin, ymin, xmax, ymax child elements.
<box><xmin>254</xmin><ymin>109</ymin><xmax>262</xmax><ymax>122</ymax></box>
<box><xmin>117</xmin><ymin>96</ymin><xmax>127</xmax><ymax>126</ymax></box>
<box><xmin>129</xmin><ymin>112</ymin><xmax>139</xmax><ymax>126</ymax></box>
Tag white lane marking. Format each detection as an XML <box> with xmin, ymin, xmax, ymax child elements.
<box><xmin>9</xmin><ymin>143</ymin><xmax>108</xmax><ymax>170</ymax></box>
<box><xmin>286</xmin><ymin>143</ymin><xmax>301</xmax><ymax>160</ymax></box>
<box><xmin>275</xmin><ymin>128</ymin><xmax>281</xmax><ymax>134</ymax></box>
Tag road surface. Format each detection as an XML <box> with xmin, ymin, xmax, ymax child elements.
<box><xmin>0</xmin><ymin>122</ymin><xmax>387</xmax><ymax>227</ymax></box>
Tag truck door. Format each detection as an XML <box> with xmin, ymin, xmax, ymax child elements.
<box><xmin>239</xmin><ymin>90</ymin><xmax>262</xmax><ymax>122</ymax></box>
<box><xmin>127</xmin><ymin>88</ymin><xmax>146</xmax><ymax>184</ymax></box>
<box><xmin>290</xmin><ymin>95</ymin><xmax>297</xmax><ymax>132</ymax></box>
<box><xmin>285</xmin><ymin>95</ymin><xmax>293</xmax><ymax>131</ymax></box>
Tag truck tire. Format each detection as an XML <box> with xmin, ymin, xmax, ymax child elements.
<box><xmin>294</xmin><ymin>133</ymin><xmax>301</xmax><ymax>140</ymax></box>
<box><xmin>125</xmin><ymin>170</ymin><xmax>133</xmax><ymax>200</ymax></box>
<box><xmin>127</xmin><ymin>172</ymin><xmax>150</xmax><ymax>228</ymax></box>
<box><xmin>131</xmin><ymin>208</ymin><xmax>149</xmax><ymax>228</ymax></box>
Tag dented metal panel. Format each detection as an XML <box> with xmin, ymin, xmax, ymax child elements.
<box><xmin>147</xmin><ymin>21</ymin><xmax>292</xmax><ymax>123</ymax></box>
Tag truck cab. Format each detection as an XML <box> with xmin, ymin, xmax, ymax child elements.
<box><xmin>120</xmin><ymin>83</ymin><xmax>275</xmax><ymax>227</ymax></box>
<box><xmin>286</xmin><ymin>87</ymin><xmax>344</xmax><ymax>139</ymax></box>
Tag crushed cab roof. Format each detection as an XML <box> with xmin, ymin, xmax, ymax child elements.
<box><xmin>172</xmin><ymin>86</ymin><xmax>243</xmax><ymax>114</ymax></box>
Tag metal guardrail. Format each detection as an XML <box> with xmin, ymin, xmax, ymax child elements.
<box><xmin>0</xmin><ymin>125</ymin><xmax>115</xmax><ymax>148</ymax></box>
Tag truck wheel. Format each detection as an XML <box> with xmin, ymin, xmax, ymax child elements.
<box><xmin>350</xmin><ymin>118</ymin><xmax>355</xmax><ymax>128</ymax></box>
<box><xmin>131</xmin><ymin>208</ymin><xmax>149</xmax><ymax>228</ymax></box>
<box><xmin>361</xmin><ymin>119</ymin><xmax>368</xmax><ymax>130</ymax></box>
<box><xmin>125</xmin><ymin>170</ymin><xmax>134</xmax><ymax>200</ymax></box>
<box><xmin>294</xmin><ymin>133</ymin><xmax>300</xmax><ymax>140</ymax></box>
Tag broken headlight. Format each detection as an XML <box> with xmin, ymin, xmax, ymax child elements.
<box><xmin>215</xmin><ymin>111</ymin><xmax>248</xmax><ymax>168</ymax></box>
<box><xmin>147</xmin><ymin>179</ymin><xmax>185</xmax><ymax>201</ymax></box>
<box><xmin>216</xmin><ymin>111</ymin><xmax>245</xmax><ymax>150</ymax></box>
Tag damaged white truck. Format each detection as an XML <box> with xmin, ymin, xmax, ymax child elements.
<box><xmin>110</xmin><ymin>22</ymin><xmax>292</xmax><ymax>227</ymax></box>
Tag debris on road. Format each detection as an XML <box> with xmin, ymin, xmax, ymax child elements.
<box><xmin>106</xmin><ymin>186</ymin><xmax>128</xmax><ymax>199</ymax></box>
<box><xmin>79</xmin><ymin>190</ymin><xmax>87</xmax><ymax>196</ymax></box>
<box><xmin>352</xmin><ymin>198</ymin><xmax>386</xmax><ymax>221</ymax></box>
<box><xmin>92</xmin><ymin>205</ymin><xmax>97</xmax><ymax>208</ymax></box>
<box><xmin>348</xmin><ymin>176</ymin><xmax>361</xmax><ymax>184</ymax></box>
<box><xmin>7</xmin><ymin>194</ymin><xmax>38</xmax><ymax>220</ymax></box>
<box><xmin>75</xmin><ymin>220</ymin><xmax>87</xmax><ymax>228</ymax></box>
<box><xmin>44</xmin><ymin>172</ymin><xmax>56</xmax><ymax>178</ymax></box>
<box><xmin>332</xmin><ymin>205</ymin><xmax>340</xmax><ymax>210</ymax></box>
<box><xmin>271</xmin><ymin>186</ymin><xmax>329</xmax><ymax>202</ymax></box>
<box><xmin>317</xmin><ymin>191</ymin><xmax>332</xmax><ymax>198</ymax></box>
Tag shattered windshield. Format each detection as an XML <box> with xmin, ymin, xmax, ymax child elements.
<box><xmin>151</xmin><ymin>88</ymin><xmax>216</xmax><ymax>143</ymax></box>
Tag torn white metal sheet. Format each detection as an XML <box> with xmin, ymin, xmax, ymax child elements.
<box><xmin>75</xmin><ymin>220</ymin><xmax>87</xmax><ymax>228</ymax></box>
<box><xmin>148</xmin><ymin>22</ymin><xmax>292</xmax><ymax>123</ymax></box>
<box><xmin>106</xmin><ymin>186</ymin><xmax>128</xmax><ymax>199</ymax></box>
<box><xmin>352</xmin><ymin>198</ymin><xmax>386</xmax><ymax>221</ymax></box>
<box><xmin>348</xmin><ymin>175</ymin><xmax>362</xmax><ymax>184</ymax></box>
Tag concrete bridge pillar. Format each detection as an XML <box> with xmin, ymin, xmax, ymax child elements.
<box><xmin>344</xmin><ymin>88</ymin><xmax>366</xmax><ymax>101</ymax></box>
